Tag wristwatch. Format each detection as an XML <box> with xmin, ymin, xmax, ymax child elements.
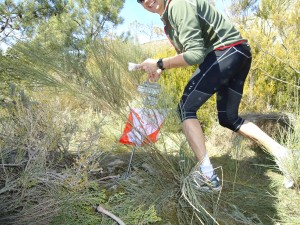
<box><xmin>157</xmin><ymin>58</ymin><xmax>165</xmax><ymax>70</ymax></box>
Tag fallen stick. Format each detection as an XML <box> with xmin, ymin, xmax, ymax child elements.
<box><xmin>96</xmin><ymin>175</ymin><xmax>120</xmax><ymax>182</ymax></box>
<box><xmin>96</xmin><ymin>205</ymin><xmax>126</xmax><ymax>225</ymax></box>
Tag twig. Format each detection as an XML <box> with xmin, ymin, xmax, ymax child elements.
<box><xmin>0</xmin><ymin>162</ymin><xmax>26</xmax><ymax>167</ymax></box>
<box><xmin>95</xmin><ymin>205</ymin><xmax>126</xmax><ymax>225</ymax></box>
<box><xmin>257</xmin><ymin>44</ymin><xmax>300</xmax><ymax>75</ymax></box>
<box><xmin>96</xmin><ymin>175</ymin><xmax>120</xmax><ymax>182</ymax></box>
<box><xmin>259</xmin><ymin>68</ymin><xmax>300</xmax><ymax>89</ymax></box>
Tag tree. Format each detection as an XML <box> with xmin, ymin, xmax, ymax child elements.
<box><xmin>229</xmin><ymin>0</ymin><xmax>259</xmax><ymax>23</ymax></box>
<box><xmin>0</xmin><ymin>0</ymin><xmax>125</xmax><ymax>51</ymax></box>
<box><xmin>0</xmin><ymin>0</ymin><xmax>68</xmax><ymax>42</ymax></box>
<box><xmin>127</xmin><ymin>20</ymin><xmax>164</xmax><ymax>44</ymax></box>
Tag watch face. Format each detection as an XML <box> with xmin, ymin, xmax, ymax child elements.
<box><xmin>157</xmin><ymin>59</ymin><xmax>164</xmax><ymax>70</ymax></box>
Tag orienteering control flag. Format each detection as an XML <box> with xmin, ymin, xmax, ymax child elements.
<box><xmin>119</xmin><ymin>108</ymin><xmax>166</xmax><ymax>146</ymax></box>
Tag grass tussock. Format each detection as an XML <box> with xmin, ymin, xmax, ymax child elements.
<box><xmin>0</xmin><ymin>86</ymin><xmax>108</xmax><ymax>224</ymax></box>
<box><xmin>271</xmin><ymin>102</ymin><xmax>300</xmax><ymax>224</ymax></box>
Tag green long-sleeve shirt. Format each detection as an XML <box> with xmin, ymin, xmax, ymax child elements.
<box><xmin>161</xmin><ymin>0</ymin><xmax>247</xmax><ymax>65</ymax></box>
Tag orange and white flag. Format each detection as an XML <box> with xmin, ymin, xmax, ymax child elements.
<box><xmin>119</xmin><ymin>108</ymin><xmax>167</xmax><ymax>146</ymax></box>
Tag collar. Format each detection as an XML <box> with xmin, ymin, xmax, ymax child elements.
<box><xmin>161</xmin><ymin>0</ymin><xmax>172</xmax><ymax>24</ymax></box>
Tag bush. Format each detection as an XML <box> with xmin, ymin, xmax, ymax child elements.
<box><xmin>0</xmin><ymin>85</ymin><xmax>107</xmax><ymax>224</ymax></box>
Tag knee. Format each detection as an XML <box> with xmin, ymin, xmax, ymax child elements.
<box><xmin>218</xmin><ymin>113</ymin><xmax>244</xmax><ymax>131</ymax></box>
<box><xmin>218</xmin><ymin>119</ymin><xmax>235</xmax><ymax>131</ymax></box>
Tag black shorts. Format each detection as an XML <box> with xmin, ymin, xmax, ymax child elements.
<box><xmin>178</xmin><ymin>43</ymin><xmax>252</xmax><ymax>131</ymax></box>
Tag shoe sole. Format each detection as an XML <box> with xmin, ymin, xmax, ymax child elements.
<box><xmin>193</xmin><ymin>183</ymin><xmax>222</xmax><ymax>192</ymax></box>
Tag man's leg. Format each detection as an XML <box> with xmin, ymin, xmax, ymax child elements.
<box><xmin>238</xmin><ymin>120</ymin><xmax>289</xmax><ymax>159</ymax></box>
<box><xmin>183</xmin><ymin>118</ymin><xmax>216</xmax><ymax>176</ymax></box>
<box><xmin>182</xmin><ymin>118</ymin><xmax>218</xmax><ymax>189</ymax></box>
<box><xmin>182</xmin><ymin>118</ymin><xmax>207</xmax><ymax>161</ymax></box>
<box><xmin>238</xmin><ymin>120</ymin><xmax>294</xmax><ymax>188</ymax></box>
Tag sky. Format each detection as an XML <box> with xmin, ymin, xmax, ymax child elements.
<box><xmin>118</xmin><ymin>0</ymin><xmax>231</xmax><ymax>43</ymax></box>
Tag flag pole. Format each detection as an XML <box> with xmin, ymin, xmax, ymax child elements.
<box><xmin>125</xmin><ymin>146</ymin><xmax>136</xmax><ymax>179</ymax></box>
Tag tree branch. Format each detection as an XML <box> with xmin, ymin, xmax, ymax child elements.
<box><xmin>255</xmin><ymin>41</ymin><xmax>300</xmax><ymax>75</ymax></box>
<box><xmin>259</xmin><ymin>68</ymin><xmax>300</xmax><ymax>89</ymax></box>
<box><xmin>95</xmin><ymin>205</ymin><xmax>126</xmax><ymax>225</ymax></box>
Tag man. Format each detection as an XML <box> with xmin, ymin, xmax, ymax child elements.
<box><xmin>137</xmin><ymin>0</ymin><xmax>292</xmax><ymax>191</ymax></box>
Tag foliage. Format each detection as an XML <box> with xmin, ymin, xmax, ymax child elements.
<box><xmin>274</xmin><ymin>186</ymin><xmax>300</xmax><ymax>225</ymax></box>
<box><xmin>51</xmin><ymin>190</ymin><xmax>107</xmax><ymax>225</ymax></box>
<box><xmin>98</xmin><ymin>192</ymin><xmax>162</xmax><ymax>225</ymax></box>
<box><xmin>0</xmin><ymin>39</ymin><xmax>147</xmax><ymax>114</ymax></box>
<box><xmin>1</xmin><ymin>0</ymin><xmax>125</xmax><ymax>53</ymax></box>
<box><xmin>276</xmin><ymin>94</ymin><xmax>300</xmax><ymax>190</ymax></box>
<box><xmin>230</xmin><ymin>0</ymin><xmax>300</xmax><ymax>113</ymax></box>
<box><xmin>0</xmin><ymin>84</ymin><xmax>112</xmax><ymax>224</ymax></box>
<box><xmin>0</xmin><ymin>60</ymin><xmax>297</xmax><ymax>225</ymax></box>
<box><xmin>0</xmin><ymin>39</ymin><xmax>165</xmax><ymax>223</ymax></box>
<box><xmin>229</xmin><ymin>0</ymin><xmax>259</xmax><ymax>20</ymax></box>
<box><xmin>0</xmin><ymin>0</ymin><xmax>67</xmax><ymax>41</ymax></box>
<box><xmin>1</xmin><ymin>2</ymin><xmax>300</xmax><ymax>223</ymax></box>
<box><xmin>0</xmin><ymin>86</ymin><xmax>70</xmax><ymax>224</ymax></box>
<box><xmin>108</xmin><ymin>134</ymin><xmax>281</xmax><ymax>225</ymax></box>
<box><xmin>127</xmin><ymin>20</ymin><xmax>165</xmax><ymax>44</ymax></box>
<box><xmin>0</xmin><ymin>84</ymin><xmax>174</xmax><ymax>225</ymax></box>
<box><xmin>268</xmin><ymin>104</ymin><xmax>300</xmax><ymax>223</ymax></box>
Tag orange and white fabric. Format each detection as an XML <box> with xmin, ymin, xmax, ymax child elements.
<box><xmin>119</xmin><ymin>108</ymin><xmax>166</xmax><ymax>146</ymax></box>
